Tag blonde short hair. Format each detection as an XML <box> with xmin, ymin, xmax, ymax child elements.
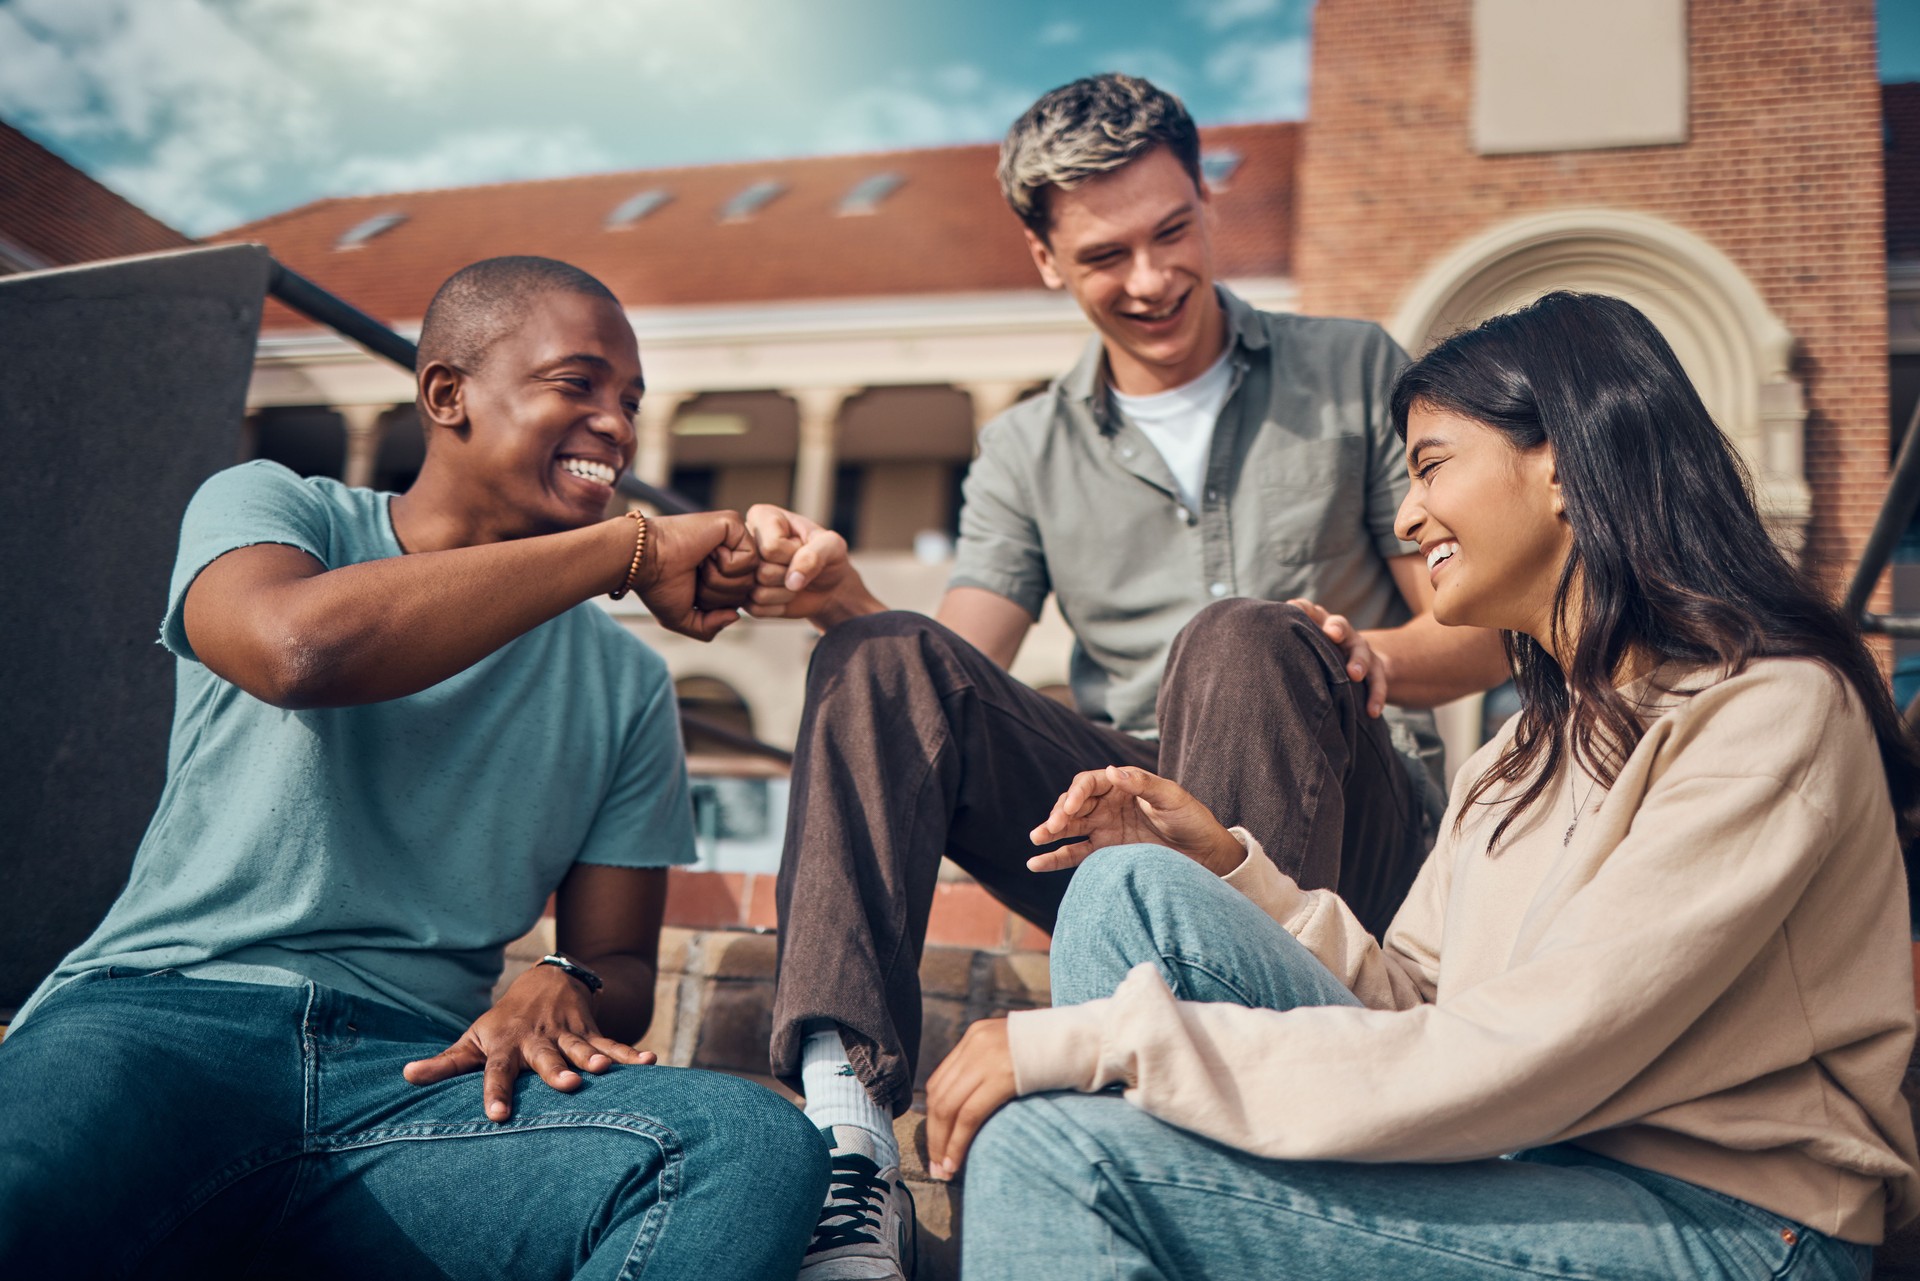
<box><xmin>996</xmin><ymin>73</ymin><xmax>1202</xmax><ymax>239</ymax></box>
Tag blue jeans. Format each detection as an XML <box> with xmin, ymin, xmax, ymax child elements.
<box><xmin>963</xmin><ymin>845</ymin><xmax>1874</xmax><ymax>1281</ymax></box>
<box><xmin>0</xmin><ymin>968</ymin><xmax>828</xmax><ymax>1280</ymax></box>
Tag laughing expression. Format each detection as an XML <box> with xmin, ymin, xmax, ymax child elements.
<box><xmin>451</xmin><ymin>290</ymin><xmax>643</xmax><ymax>537</ymax></box>
<box><xmin>1395</xmin><ymin>404</ymin><xmax>1572</xmax><ymax>645</ymax></box>
<box><xmin>1023</xmin><ymin>145</ymin><xmax>1228</xmax><ymax>396</ymax></box>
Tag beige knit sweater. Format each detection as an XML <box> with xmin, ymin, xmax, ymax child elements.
<box><xmin>1008</xmin><ymin>658</ymin><xmax>1920</xmax><ymax>1243</ymax></box>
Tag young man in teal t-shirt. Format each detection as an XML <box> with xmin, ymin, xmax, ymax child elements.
<box><xmin>0</xmin><ymin>257</ymin><xmax>828</xmax><ymax>1279</ymax></box>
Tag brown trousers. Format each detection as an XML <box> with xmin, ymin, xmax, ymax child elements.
<box><xmin>770</xmin><ymin>598</ymin><xmax>1426</xmax><ymax>1111</ymax></box>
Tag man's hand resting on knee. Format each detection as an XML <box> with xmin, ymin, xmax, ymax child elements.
<box><xmin>402</xmin><ymin>963</ymin><xmax>655</xmax><ymax>1122</ymax></box>
<box><xmin>1028</xmin><ymin>765</ymin><xmax>1246</xmax><ymax>877</ymax></box>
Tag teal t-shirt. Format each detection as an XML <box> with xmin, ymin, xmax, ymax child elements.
<box><xmin>16</xmin><ymin>461</ymin><xmax>696</xmax><ymax>1033</ymax></box>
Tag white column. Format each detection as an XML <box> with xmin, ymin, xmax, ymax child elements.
<box><xmin>634</xmin><ymin>390</ymin><xmax>692</xmax><ymax>489</ymax></box>
<box><xmin>788</xmin><ymin>386</ymin><xmax>858</xmax><ymax>525</ymax></box>
<box><xmin>960</xmin><ymin>380</ymin><xmax>1029</xmax><ymax>441</ymax></box>
<box><xmin>336</xmin><ymin>403</ymin><xmax>389</xmax><ymax>489</ymax></box>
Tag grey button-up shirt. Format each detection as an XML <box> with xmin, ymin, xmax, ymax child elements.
<box><xmin>952</xmin><ymin>286</ymin><xmax>1442</xmax><ymax>792</ymax></box>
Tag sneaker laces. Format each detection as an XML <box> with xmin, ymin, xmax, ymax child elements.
<box><xmin>806</xmin><ymin>1150</ymin><xmax>890</xmax><ymax>1254</ymax></box>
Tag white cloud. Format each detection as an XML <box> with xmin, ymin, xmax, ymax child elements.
<box><xmin>1206</xmin><ymin>37</ymin><xmax>1309</xmax><ymax>120</ymax></box>
<box><xmin>1188</xmin><ymin>0</ymin><xmax>1281</xmax><ymax>31</ymax></box>
<box><xmin>0</xmin><ymin>0</ymin><xmax>1313</xmax><ymax>235</ymax></box>
<box><xmin>324</xmin><ymin>127</ymin><xmax>616</xmax><ymax>196</ymax></box>
<box><xmin>814</xmin><ymin>64</ymin><xmax>1038</xmax><ymax>153</ymax></box>
<box><xmin>0</xmin><ymin>9</ymin><xmax>93</xmax><ymax>128</ymax></box>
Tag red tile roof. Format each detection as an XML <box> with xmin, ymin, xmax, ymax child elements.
<box><xmin>0</xmin><ymin>120</ymin><xmax>193</xmax><ymax>268</ymax></box>
<box><xmin>1888</xmin><ymin>83</ymin><xmax>1920</xmax><ymax>261</ymax></box>
<box><xmin>212</xmin><ymin>123</ymin><xmax>1299</xmax><ymax>331</ymax></box>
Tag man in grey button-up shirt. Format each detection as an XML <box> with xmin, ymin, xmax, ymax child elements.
<box><xmin>743</xmin><ymin>75</ymin><xmax>1508</xmax><ymax>1272</ymax></box>
<box><xmin>957</xmin><ymin>284</ymin><xmax>1431</xmax><ymax>746</ymax></box>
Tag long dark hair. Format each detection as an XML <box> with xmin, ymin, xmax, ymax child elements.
<box><xmin>1391</xmin><ymin>291</ymin><xmax>1920</xmax><ymax>850</ymax></box>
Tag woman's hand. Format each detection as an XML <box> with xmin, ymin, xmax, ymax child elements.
<box><xmin>402</xmin><ymin>963</ymin><xmax>654</xmax><ymax>1121</ymax></box>
<box><xmin>925</xmin><ymin>1018</ymin><xmax>1017</xmax><ymax>1180</ymax></box>
<box><xmin>1027</xmin><ymin>765</ymin><xmax>1244</xmax><ymax>876</ymax></box>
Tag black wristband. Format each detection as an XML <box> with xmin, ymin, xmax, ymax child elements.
<box><xmin>536</xmin><ymin>952</ymin><xmax>604</xmax><ymax>995</ymax></box>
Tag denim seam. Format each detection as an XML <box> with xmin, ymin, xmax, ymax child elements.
<box><xmin>1158</xmin><ymin>950</ymin><xmax>1261</xmax><ymax>1006</ymax></box>
<box><xmin>122</xmin><ymin>1142</ymin><xmax>308</xmax><ymax>1274</ymax></box>
<box><xmin>313</xmin><ymin>1112</ymin><xmax>683</xmax><ymax>1280</ymax></box>
<box><xmin>1115</xmin><ymin>1174</ymin><xmax>1617</xmax><ymax>1280</ymax></box>
<box><xmin>313</xmin><ymin>1109</ymin><xmax>683</xmax><ymax>1151</ymax></box>
<box><xmin>114</xmin><ymin>982</ymin><xmax>324</xmax><ymax>1271</ymax></box>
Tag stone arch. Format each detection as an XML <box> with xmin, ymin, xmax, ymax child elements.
<box><xmin>1388</xmin><ymin>209</ymin><xmax>1810</xmax><ymax>547</ymax></box>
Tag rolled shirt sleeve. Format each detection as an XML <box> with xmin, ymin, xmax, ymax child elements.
<box><xmin>574</xmin><ymin>656</ymin><xmax>700</xmax><ymax>869</ymax></box>
<box><xmin>160</xmin><ymin>461</ymin><xmax>335</xmax><ymax>662</ymax></box>
<box><xmin>1358</xmin><ymin>326</ymin><xmax>1418</xmax><ymax>562</ymax></box>
<box><xmin>949</xmin><ymin>417</ymin><xmax>1050</xmax><ymax>620</ymax></box>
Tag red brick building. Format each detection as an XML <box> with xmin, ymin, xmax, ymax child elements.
<box><xmin>1301</xmin><ymin>0</ymin><xmax>1886</xmax><ymax>581</ymax></box>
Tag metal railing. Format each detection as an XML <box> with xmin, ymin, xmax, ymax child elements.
<box><xmin>1845</xmin><ymin>393</ymin><xmax>1920</xmax><ymax>641</ymax></box>
<box><xmin>262</xmin><ymin>255</ymin><xmax>782</xmax><ymax>758</ymax></box>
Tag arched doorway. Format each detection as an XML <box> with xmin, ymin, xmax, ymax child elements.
<box><xmin>1389</xmin><ymin>209</ymin><xmax>1810</xmax><ymax>550</ymax></box>
<box><xmin>1389</xmin><ymin>210</ymin><xmax>1812</xmax><ymax>777</ymax></box>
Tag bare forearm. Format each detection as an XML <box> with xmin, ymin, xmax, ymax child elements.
<box><xmin>577</xmin><ymin>952</ymin><xmax>658</xmax><ymax>1045</ymax></box>
<box><xmin>256</xmin><ymin>519</ymin><xmax>631</xmax><ymax>707</ymax></box>
<box><xmin>1364</xmin><ymin>616</ymin><xmax>1509</xmax><ymax>709</ymax></box>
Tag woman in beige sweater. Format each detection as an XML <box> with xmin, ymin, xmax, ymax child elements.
<box><xmin>927</xmin><ymin>291</ymin><xmax>1920</xmax><ymax>1280</ymax></box>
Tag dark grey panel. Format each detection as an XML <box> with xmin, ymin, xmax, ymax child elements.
<box><xmin>0</xmin><ymin>244</ymin><xmax>270</xmax><ymax>1011</ymax></box>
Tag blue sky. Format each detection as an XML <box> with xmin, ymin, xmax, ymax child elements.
<box><xmin>0</xmin><ymin>0</ymin><xmax>1909</xmax><ymax>237</ymax></box>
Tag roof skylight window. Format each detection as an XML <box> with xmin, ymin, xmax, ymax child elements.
<box><xmin>335</xmin><ymin>212</ymin><xmax>407</xmax><ymax>249</ymax></box>
<box><xmin>838</xmin><ymin>172</ymin><xmax>904</xmax><ymax>215</ymax></box>
<box><xmin>1200</xmin><ymin>149</ymin><xmax>1243</xmax><ymax>190</ymax></box>
<box><xmin>719</xmin><ymin>180</ymin><xmax>786</xmax><ymax>222</ymax></box>
<box><xmin>606</xmin><ymin>189</ymin><xmax>672</xmax><ymax>228</ymax></box>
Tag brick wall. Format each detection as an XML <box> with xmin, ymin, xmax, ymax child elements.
<box><xmin>1296</xmin><ymin>0</ymin><xmax>1890</xmax><ymax>587</ymax></box>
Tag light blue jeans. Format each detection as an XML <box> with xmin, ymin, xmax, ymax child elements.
<box><xmin>963</xmin><ymin>845</ymin><xmax>1874</xmax><ymax>1281</ymax></box>
<box><xmin>0</xmin><ymin>967</ymin><xmax>828</xmax><ymax>1279</ymax></box>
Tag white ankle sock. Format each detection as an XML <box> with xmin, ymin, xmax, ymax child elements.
<box><xmin>801</xmin><ymin>1028</ymin><xmax>899</xmax><ymax>1169</ymax></box>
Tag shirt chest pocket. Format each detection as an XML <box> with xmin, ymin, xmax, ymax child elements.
<box><xmin>1254</xmin><ymin>436</ymin><xmax>1368</xmax><ymax>565</ymax></box>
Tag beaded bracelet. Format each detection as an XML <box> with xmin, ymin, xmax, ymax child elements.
<box><xmin>608</xmin><ymin>510</ymin><xmax>649</xmax><ymax>599</ymax></box>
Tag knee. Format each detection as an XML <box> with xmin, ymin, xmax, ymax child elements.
<box><xmin>687</xmin><ymin>1076</ymin><xmax>830</xmax><ymax>1232</ymax></box>
<box><xmin>1168</xmin><ymin>598</ymin><xmax>1343</xmax><ymax>687</ymax></box>
<box><xmin>805</xmin><ymin>610</ymin><xmax>950</xmax><ymax>697</ymax></box>
<box><xmin>1052</xmin><ymin>845</ymin><xmax>1208</xmax><ymax>973</ymax></box>
<box><xmin>1173</xmin><ymin>596</ymin><xmax>1302</xmax><ymax>654</ymax></box>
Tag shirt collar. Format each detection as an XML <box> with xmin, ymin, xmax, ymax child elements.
<box><xmin>1065</xmin><ymin>283</ymin><xmax>1267</xmax><ymax>430</ymax></box>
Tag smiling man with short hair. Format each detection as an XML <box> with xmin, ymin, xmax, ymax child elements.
<box><xmin>0</xmin><ymin>256</ymin><xmax>828</xmax><ymax>1280</ymax></box>
<box><xmin>746</xmin><ymin>74</ymin><xmax>1509</xmax><ymax>1281</ymax></box>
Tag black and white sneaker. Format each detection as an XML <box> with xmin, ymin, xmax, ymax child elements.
<box><xmin>797</xmin><ymin>1125</ymin><xmax>917</xmax><ymax>1281</ymax></box>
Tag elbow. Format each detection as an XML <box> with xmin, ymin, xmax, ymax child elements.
<box><xmin>238</xmin><ymin>627</ymin><xmax>348</xmax><ymax>710</ymax></box>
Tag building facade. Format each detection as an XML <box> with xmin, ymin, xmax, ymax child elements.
<box><xmin>200</xmin><ymin>0</ymin><xmax>1904</xmax><ymax>779</ymax></box>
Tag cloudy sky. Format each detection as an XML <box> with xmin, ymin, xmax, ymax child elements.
<box><xmin>1</xmin><ymin>0</ymin><xmax>1913</xmax><ymax>237</ymax></box>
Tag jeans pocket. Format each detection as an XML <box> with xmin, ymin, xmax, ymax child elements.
<box><xmin>1680</xmin><ymin>1182</ymin><xmax>1869</xmax><ymax>1281</ymax></box>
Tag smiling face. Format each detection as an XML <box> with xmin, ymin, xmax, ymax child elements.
<box><xmin>1395</xmin><ymin>404</ymin><xmax>1575</xmax><ymax>650</ymax></box>
<box><xmin>1023</xmin><ymin>145</ymin><xmax>1226</xmax><ymax>395</ymax></box>
<box><xmin>428</xmin><ymin>288</ymin><xmax>642</xmax><ymax>539</ymax></box>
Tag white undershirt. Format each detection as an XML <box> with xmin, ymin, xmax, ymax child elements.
<box><xmin>1109</xmin><ymin>348</ymin><xmax>1235</xmax><ymax>512</ymax></box>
